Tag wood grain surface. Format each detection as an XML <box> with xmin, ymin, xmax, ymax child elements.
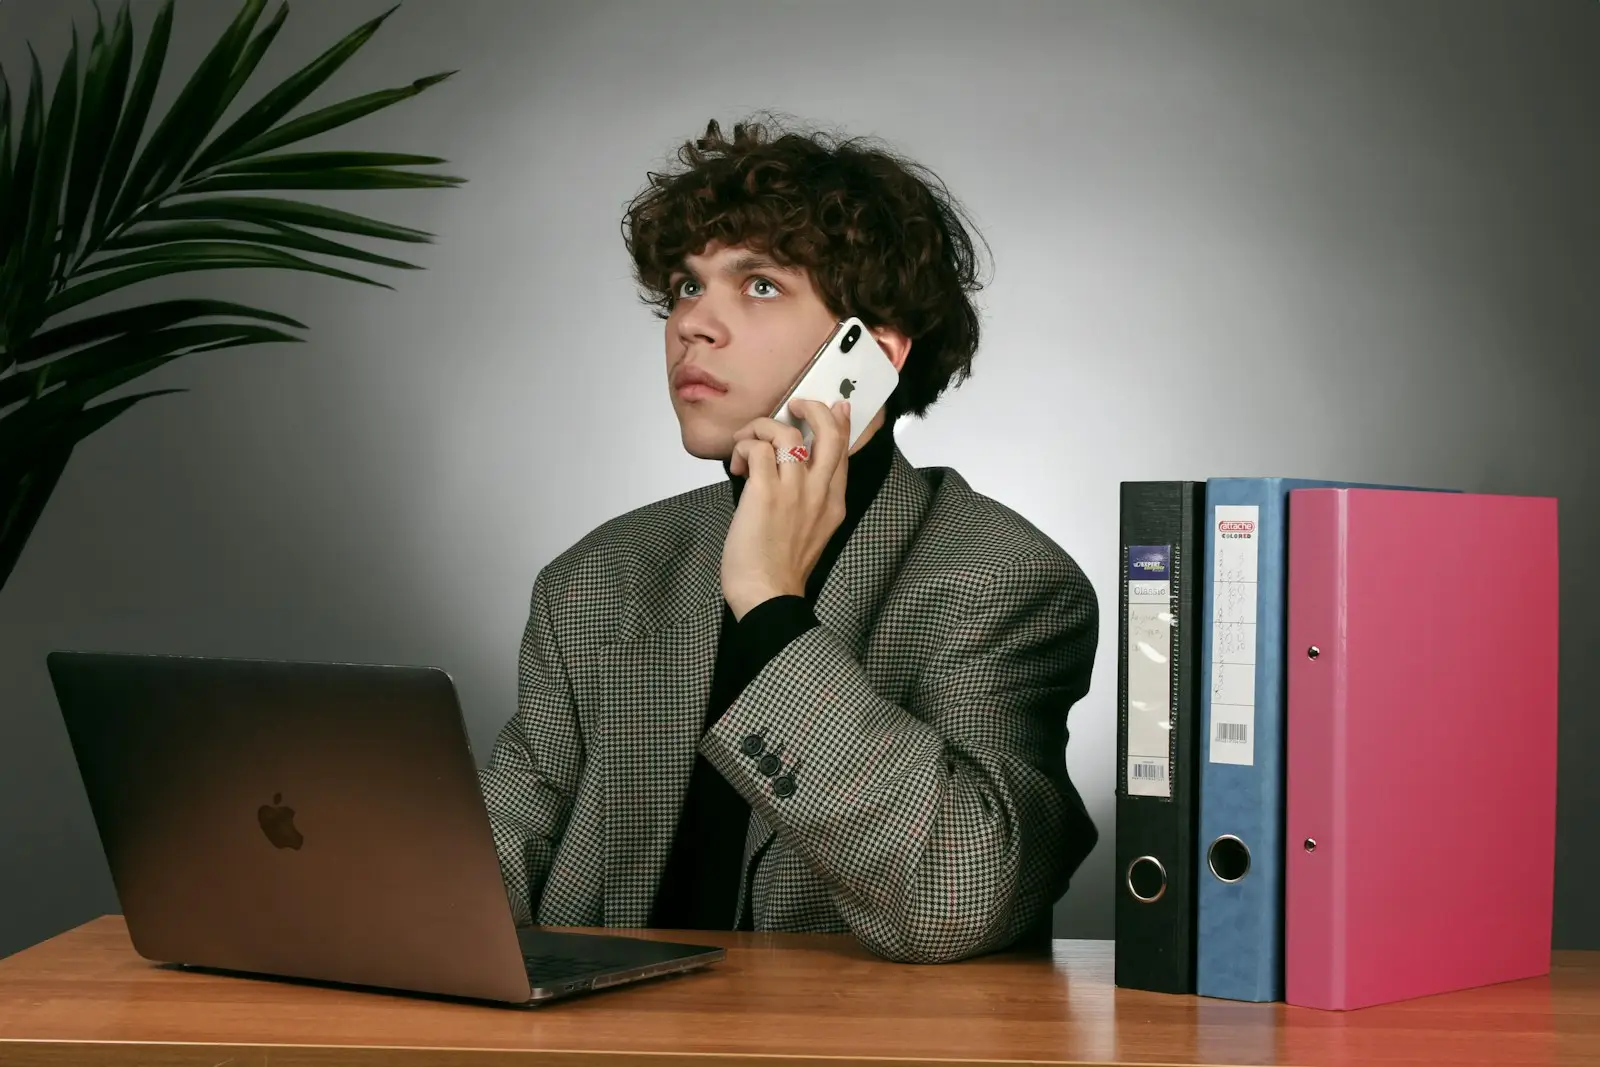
<box><xmin>1</xmin><ymin>916</ymin><xmax>1595</xmax><ymax>1066</ymax></box>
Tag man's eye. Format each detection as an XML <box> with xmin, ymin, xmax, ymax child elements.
<box><xmin>748</xmin><ymin>277</ymin><xmax>780</xmax><ymax>298</ymax></box>
<box><xmin>674</xmin><ymin>278</ymin><xmax>701</xmax><ymax>299</ymax></box>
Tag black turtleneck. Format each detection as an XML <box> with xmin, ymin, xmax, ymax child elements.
<box><xmin>649</xmin><ymin>420</ymin><xmax>897</xmax><ymax>931</ymax></box>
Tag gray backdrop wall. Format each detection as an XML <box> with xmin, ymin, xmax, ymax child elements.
<box><xmin>2</xmin><ymin>0</ymin><xmax>1595</xmax><ymax>960</ymax></box>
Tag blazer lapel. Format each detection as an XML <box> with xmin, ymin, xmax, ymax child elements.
<box><xmin>812</xmin><ymin>446</ymin><xmax>929</xmax><ymax>663</ymax></box>
<box><xmin>597</xmin><ymin>482</ymin><xmax>732</xmax><ymax>927</ymax></box>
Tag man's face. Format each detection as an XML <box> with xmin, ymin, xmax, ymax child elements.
<box><xmin>664</xmin><ymin>241</ymin><xmax>840</xmax><ymax>460</ymax></box>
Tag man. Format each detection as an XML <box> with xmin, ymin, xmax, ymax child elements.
<box><xmin>478</xmin><ymin>117</ymin><xmax>1098</xmax><ymax>965</ymax></box>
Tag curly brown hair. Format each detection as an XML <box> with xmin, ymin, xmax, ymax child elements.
<box><xmin>620</xmin><ymin>116</ymin><xmax>989</xmax><ymax>422</ymax></box>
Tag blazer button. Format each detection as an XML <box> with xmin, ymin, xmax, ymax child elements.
<box><xmin>741</xmin><ymin>734</ymin><xmax>765</xmax><ymax>757</ymax></box>
<box><xmin>758</xmin><ymin>754</ymin><xmax>782</xmax><ymax>777</ymax></box>
<box><xmin>773</xmin><ymin>775</ymin><xmax>797</xmax><ymax>798</ymax></box>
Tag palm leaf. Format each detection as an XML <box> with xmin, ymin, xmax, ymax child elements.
<box><xmin>0</xmin><ymin>322</ymin><xmax>302</xmax><ymax>411</ymax></box>
<box><xmin>43</xmin><ymin>244</ymin><xmax>390</xmax><ymax>322</ymax></box>
<box><xmin>100</xmin><ymin>221</ymin><xmax>423</xmax><ymax>272</ymax></box>
<box><xmin>0</xmin><ymin>51</ymin><xmax>47</xmax><ymax>354</ymax></box>
<box><xmin>207</xmin><ymin>150</ymin><xmax>450</xmax><ymax>175</ymax></box>
<box><xmin>1</xmin><ymin>446</ymin><xmax>77</xmax><ymax>584</ymax></box>
<box><xmin>187</xmin><ymin>3</ymin><xmax>400</xmax><ymax>175</ymax></box>
<box><xmin>0</xmin><ymin>54</ymin><xmax>44</xmax><ymax>260</ymax></box>
<box><xmin>7</xmin><ymin>36</ymin><xmax>81</xmax><ymax>355</ymax></box>
<box><xmin>203</xmin><ymin>71</ymin><xmax>457</xmax><ymax>165</ymax></box>
<box><xmin>213</xmin><ymin>3</ymin><xmax>289</xmax><ymax>134</ymax></box>
<box><xmin>0</xmin><ymin>325</ymin><xmax>299</xmax><ymax>454</ymax></box>
<box><xmin>0</xmin><ymin>0</ymin><xmax>463</xmax><ymax>597</ymax></box>
<box><xmin>0</xmin><ymin>387</ymin><xmax>184</xmax><ymax>584</ymax></box>
<box><xmin>58</xmin><ymin>2</ymin><xmax>134</xmax><ymax>278</ymax></box>
<box><xmin>19</xmin><ymin>299</ymin><xmax>305</xmax><ymax>364</ymax></box>
<box><xmin>75</xmin><ymin>239</ymin><xmax>397</xmax><ymax>277</ymax></box>
<box><xmin>0</xmin><ymin>66</ymin><xmax>14</xmax><ymax>256</ymax></box>
<box><xmin>86</xmin><ymin>0</ymin><xmax>170</xmax><ymax>253</ymax></box>
<box><xmin>178</xmin><ymin>166</ymin><xmax>465</xmax><ymax>194</ymax></box>
<box><xmin>104</xmin><ymin>0</ymin><xmax>268</xmax><ymax>233</ymax></box>
<box><xmin>145</xmin><ymin>196</ymin><xmax>435</xmax><ymax>244</ymax></box>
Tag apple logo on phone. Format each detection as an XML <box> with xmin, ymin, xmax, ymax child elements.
<box><xmin>839</xmin><ymin>378</ymin><xmax>856</xmax><ymax>398</ymax></box>
<box><xmin>258</xmin><ymin>793</ymin><xmax>304</xmax><ymax>850</ymax></box>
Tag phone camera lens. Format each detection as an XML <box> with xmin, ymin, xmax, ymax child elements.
<box><xmin>841</xmin><ymin>325</ymin><xmax>860</xmax><ymax>353</ymax></box>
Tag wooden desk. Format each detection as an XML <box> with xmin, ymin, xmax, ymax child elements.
<box><xmin>0</xmin><ymin>917</ymin><xmax>1595</xmax><ymax>1067</ymax></box>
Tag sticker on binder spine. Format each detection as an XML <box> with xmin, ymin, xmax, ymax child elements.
<box><xmin>1208</xmin><ymin>505</ymin><xmax>1259</xmax><ymax>766</ymax></box>
<box><xmin>1126</xmin><ymin>545</ymin><xmax>1173</xmax><ymax>798</ymax></box>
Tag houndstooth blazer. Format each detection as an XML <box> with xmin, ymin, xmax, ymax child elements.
<box><xmin>477</xmin><ymin>443</ymin><xmax>1099</xmax><ymax>964</ymax></box>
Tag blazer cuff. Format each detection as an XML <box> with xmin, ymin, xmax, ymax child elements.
<box><xmin>700</xmin><ymin>622</ymin><xmax>945</xmax><ymax>842</ymax></box>
<box><xmin>732</xmin><ymin>594</ymin><xmax>820</xmax><ymax>677</ymax></box>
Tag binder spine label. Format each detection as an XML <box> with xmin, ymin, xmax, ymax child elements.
<box><xmin>1208</xmin><ymin>504</ymin><xmax>1260</xmax><ymax>765</ymax></box>
<box><xmin>1126</xmin><ymin>545</ymin><xmax>1174</xmax><ymax>797</ymax></box>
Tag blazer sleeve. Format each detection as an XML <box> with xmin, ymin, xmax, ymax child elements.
<box><xmin>477</xmin><ymin>569</ymin><xmax>585</xmax><ymax>925</ymax></box>
<box><xmin>700</xmin><ymin>552</ymin><xmax>1099</xmax><ymax>964</ymax></box>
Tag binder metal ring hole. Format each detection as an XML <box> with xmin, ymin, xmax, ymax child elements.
<box><xmin>1307</xmin><ymin>645</ymin><xmax>1320</xmax><ymax>659</ymax></box>
<box><xmin>1126</xmin><ymin>855</ymin><xmax>1167</xmax><ymax>903</ymax></box>
<box><xmin>1304</xmin><ymin>838</ymin><xmax>1317</xmax><ymax>853</ymax></box>
<box><xmin>1207</xmin><ymin>834</ymin><xmax>1251</xmax><ymax>883</ymax></box>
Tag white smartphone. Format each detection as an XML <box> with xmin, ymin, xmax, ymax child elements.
<box><xmin>770</xmin><ymin>317</ymin><xmax>900</xmax><ymax>452</ymax></box>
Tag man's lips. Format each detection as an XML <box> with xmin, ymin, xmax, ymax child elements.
<box><xmin>673</xmin><ymin>365</ymin><xmax>729</xmax><ymax>397</ymax></box>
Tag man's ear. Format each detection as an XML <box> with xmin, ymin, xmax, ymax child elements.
<box><xmin>870</xmin><ymin>325</ymin><xmax>911</xmax><ymax>372</ymax></box>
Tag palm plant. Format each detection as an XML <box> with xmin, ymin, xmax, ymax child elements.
<box><xmin>0</xmin><ymin>0</ymin><xmax>462</xmax><ymax>595</ymax></box>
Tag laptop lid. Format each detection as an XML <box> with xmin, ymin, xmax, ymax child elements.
<box><xmin>45</xmin><ymin>649</ymin><xmax>701</xmax><ymax>1005</ymax></box>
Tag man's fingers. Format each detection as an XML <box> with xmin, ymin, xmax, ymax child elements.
<box><xmin>734</xmin><ymin>416</ymin><xmax>806</xmax><ymax>453</ymax></box>
<box><xmin>789</xmin><ymin>397</ymin><xmax>849</xmax><ymax>477</ymax></box>
<box><xmin>731</xmin><ymin>437</ymin><xmax>775</xmax><ymax>483</ymax></box>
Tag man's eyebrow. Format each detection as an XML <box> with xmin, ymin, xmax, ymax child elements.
<box><xmin>723</xmin><ymin>253</ymin><xmax>793</xmax><ymax>276</ymax></box>
<box><xmin>669</xmin><ymin>253</ymin><xmax>797</xmax><ymax>281</ymax></box>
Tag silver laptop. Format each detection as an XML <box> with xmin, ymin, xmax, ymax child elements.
<box><xmin>45</xmin><ymin>649</ymin><xmax>725</xmax><ymax>1006</ymax></box>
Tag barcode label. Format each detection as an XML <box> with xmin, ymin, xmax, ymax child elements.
<box><xmin>1127</xmin><ymin>755</ymin><xmax>1170</xmax><ymax>795</ymax></box>
<box><xmin>1126</xmin><ymin>546</ymin><xmax>1174</xmax><ymax>798</ymax></box>
<box><xmin>1215</xmin><ymin>722</ymin><xmax>1249</xmax><ymax>743</ymax></box>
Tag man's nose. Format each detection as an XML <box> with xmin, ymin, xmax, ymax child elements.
<box><xmin>676</xmin><ymin>297</ymin><xmax>728</xmax><ymax>347</ymax></box>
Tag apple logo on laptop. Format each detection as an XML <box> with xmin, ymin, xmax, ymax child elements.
<box><xmin>839</xmin><ymin>378</ymin><xmax>856</xmax><ymax>399</ymax></box>
<box><xmin>258</xmin><ymin>793</ymin><xmax>304</xmax><ymax>850</ymax></box>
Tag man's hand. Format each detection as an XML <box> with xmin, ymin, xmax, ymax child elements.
<box><xmin>720</xmin><ymin>397</ymin><xmax>852</xmax><ymax>620</ymax></box>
